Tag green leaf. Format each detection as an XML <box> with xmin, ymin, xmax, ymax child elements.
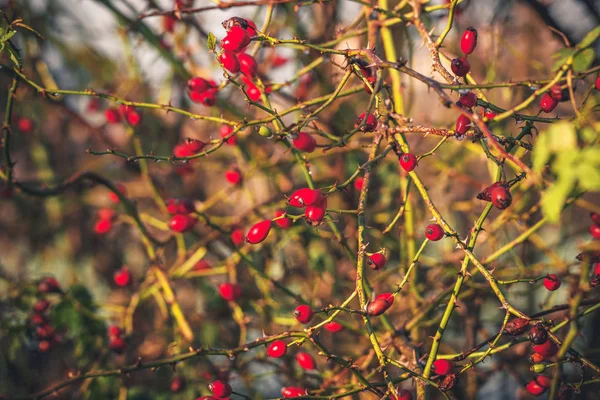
<box><xmin>533</xmin><ymin>122</ymin><xmax>577</xmax><ymax>173</ymax></box>
<box><xmin>0</xmin><ymin>30</ymin><xmax>16</xmax><ymax>44</ymax></box>
<box><xmin>207</xmin><ymin>32</ymin><xmax>216</xmax><ymax>52</ymax></box>
<box><xmin>576</xmin><ymin>164</ymin><xmax>600</xmax><ymax>190</ymax></box>
<box><xmin>542</xmin><ymin>176</ymin><xmax>575</xmax><ymax>223</ymax></box>
<box><xmin>573</xmin><ymin>48</ymin><xmax>595</xmax><ymax>72</ymax></box>
<box><xmin>551</xmin><ymin>48</ymin><xmax>575</xmax><ymax>70</ymax></box>
<box><xmin>576</xmin><ymin>26</ymin><xmax>600</xmax><ymax>50</ymax></box>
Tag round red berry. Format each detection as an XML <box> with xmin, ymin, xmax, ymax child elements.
<box><xmin>168</xmin><ymin>214</ymin><xmax>197</xmax><ymax>233</ymax></box>
<box><xmin>31</xmin><ymin>314</ymin><xmax>47</xmax><ymax>326</ymax></box>
<box><xmin>399</xmin><ymin>153</ymin><xmax>417</xmax><ymax>172</ymax></box>
<box><xmin>367</xmin><ymin>293</ymin><xmax>394</xmax><ymax>316</ymax></box>
<box><xmin>209</xmin><ymin>380</ymin><xmax>232</xmax><ymax>398</ymax></box>
<box><xmin>188</xmin><ymin>77</ymin><xmax>209</xmax><ymax>93</ymax></box>
<box><xmin>354</xmin><ymin>113</ymin><xmax>377</xmax><ymax>132</ymax></box>
<box><xmin>543</xmin><ymin>274</ymin><xmax>561</xmax><ymax>291</ymax></box>
<box><xmin>296</xmin><ymin>351</ymin><xmax>317</xmax><ymax>370</ymax></box>
<box><xmin>455</xmin><ymin>114</ymin><xmax>471</xmax><ymax>135</ymax></box>
<box><xmin>354</xmin><ymin>176</ymin><xmax>364</xmax><ymax>191</ymax></box>
<box><xmin>451</xmin><ymin>57</ymin><xmax>470</xmax><ymax>77</ymax></box>
<box><xmin>219</xmin><ymin>50</ymin><xmax>240</xmax><ymax>73</ymax></box>
<box><xmin>113</xmin><ymin>266</ymin><xmax>132</xmax><ymax>287</ymax></box>
<box><xmin>94</xmin><ymin>218</ymin><xmax>113</xmax><ymax>235</ymax></box>
<box><xmin>457</xmin><ymin>91</ymin><xmax>477</xmax><ymax>108</ymax></box>
<box><xmin>105</xmin><ymin>108</ymin><xmax>121</xmax><ymax>124</ymax></box>
<box><xmin>549</xmin><ymin>84</ymin><xmax>569</xmax><ymax>102</ymax></box>
<box><xmin>425</xmin><ymin>223</ymin><xmax>444</xmax><ymax>241</ymax></box>
<box><xmin>219</xmin><ymin>282</ymin><xmax>242</xmax><ymax>302</ymax></box>
<box><xmin>170</xmin><ymin>376</ymin><xmax>185</xmax><ymax>393</ymax></box>
<box><xmin>17</xmin><ymin>117</ymin><xmax>34</xmax><ymax>133</ymax></box>
<box><xmin>220</xmin><ymin>124</ymin><xmax>237</xmax><ymax>145</ymax></box>
<box><xmin>591</xmin><ymin>212</ymin><xmax>600</xmax><ymax>225</ymax></box>
<box><xmin>532</xmin><ymin>340</ymin><xmax>558</xmax><ymax>357</ymax></box>
<box><xmin>238</xmin><ymin>53</ymin><xmax>258</xmax><ymax>77</ymax></box>
<box><xmin>97</xmin><ymin>208</ymin><xmax>116</xmax><ymax>221</ymax></box>
<box><xmin>125</xmin><ymin>108</ymin><xmax>142</xmax><ymax>126</ymax></box>
<box><xmin>460</xmin><ymin>27</ymin><xmax>477</xmax><ymax>55</ymax></box>
<box><xmin>162</xmin><ymin>15</ymin><xmax>176</xmax><ymax>33</ymax></box>
<box><xmin>246</xmin><ymin>220</ymin><xmax>272</xmax><ymax>244</ymax></box>
<box><xmin>525</xmin><ymin>375</ymin><xmax>551</xmax><ymax>396</ymax></box>
<box><xmin>324</xmin><ymin>321</ymin><xmax>344</xmax><ymax>332</ymax></box>
<box><xmin>282</xmin><ymin>387</ymin><xmax>307</xmax><ymax>398</ymax></box>
<box><xmin>490</xmin><ymin>185</ymin><xmax>512</xmax><ymax>210</ymax></box>
<box><xmin>108</xmin><ymin>325</ymin><xmax>123</xmax><ymax>337</ymax></box>
<box><xmin>540</xmin><ymin>92</ymin><xmax>558</xmax><ymax>113</ymax></box>
<box><xmin>267</xmin><ymin>340</ymin><xmax>287</xmax><ymax>358</ymax></box>
<box><xmin>294</xmin><ymin>305</ymin><xmax>314</xmax><ymax>324</ymax></box>
<box><xmin>274</xmin><ymin>209</ymin><xmax>293</xmax><ymax>229</ymax></box>
<box><xmin>221</xmin><ymin>26</ymin><xmax>250</xmax><ymax>52</ymax></box>
<box><xmin>484</xmin><ymin>109</ymin><xmax>497</xmax><ymax>120</ymax></box>
<box><xmin>225</xmin><ymin>168</ymin><xmax>243</xmax><ymax>185</ymax></box>
<box><xmin>245</xmin><ymin>83</ymin><xmax>262</xmax><ymax>101</ymax></box>
<box><xmin>293</xmin><ymin>132</ymin><xmax>317</xmax><ymax>153</ymax></box>
<box><xmin>590</xmin><ymin>224</ymin><xmax>600</xmax><ymax>239</ymax></box>
<box><xmin>367</xmin><ymin>253</ymin><xmax>386</xmax><ymax>270</ymax></box>
<box><xmin>38</xmin><ymin>340</ymin><xmax>51</xmax><ymax>352</ymax></box>
<box><xmin>231</xmin><ymin>228</ymin><xmax>244</xmax><ymax>246</ymax></box>
<box><xmin>288</xmin><ymin>188</ymin><xmax>323</xmax><ymax>207</ymax></box>
<box><xmin>174</xmin><ymin>139</ymin><xmax>206</xmax><ymax>158</ymax></box>
<box><xmin>305</xmin><ymin>197</ymin><xmax>327</xmax><ymax>225</ymax></box>
<box><xmin>108</xmin><ymin>183</ymin><xmax>127</xmax><ymax>203</ymax></box>
<box><xmin>33</xmin><ymin>300</ymin><xmax>50</xmax><ymax>314</ymax></box>
<box><xmin>432</xmin><ymin>359</ymin><xmax>454</xmax><ymax>375</ymax></box>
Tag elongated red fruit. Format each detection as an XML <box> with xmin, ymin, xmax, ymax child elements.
<box><xmin>246</xmin><ymin>220</ymin><xmax>272</xmax><ymax>244</ymax></box>
<box><xmin>460</xmin><ymin>27</ymin><xmax>477</xmax><ymax>55</ymax></box>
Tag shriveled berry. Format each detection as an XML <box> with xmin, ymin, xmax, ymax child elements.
<box><xmin>219</xmin><ymin>50</ymin><xmax>240</xmax><ymax>73</ymax></box>
<box><xmin>246</xmin><ymin>220</ymin><xmax>272</xmax><ymax>244</ymax></box>
<box><xmin>109</xmin><ymin>336</ymin><xmax>126</xmax><ymax>353</ymax></box>
<box><xmin>282</xmin><ymin>387</ymin><xmax>307</xmax><ymax>398</ymax></box>
<box><xmin>274</xmin><ymin>209</ymin><xmax>292</xmax><ymax>229</ymax></box>
<box><xmin>188</xmin><ymin>77</ymin><xmax>209</xmax><ymax>93</ymax></box>
<box><xmin>455</xmin><ymin>114</ymin><xmax>471</xmax><ymax>135</ymax></box>
<box><xmin>219</xmin><ymin>282</ymin><xmax>242</xmax><ymax>301</ymax></box>
<box><xmin>324</xmin><ymin>321</ymin><xmax>344</xmax><ymax>332</ymax></box>
<box><xmin>293</xmin><ymin>132</ymin><xmax>317</xmax><ymax>153</ymax></box>
<box><xmin>590</xmin><ymin>224</ymin><xmax>600</xmax><ymax>239</ymax></box>
<box><xmin>477</xmin><ymin>181</ymin><xmax>505</xmax><ymax>202</ymax></box>
<box><xmin>367</xmin><ymin>293</ymin><xmax>394</xmax><ymax>316</ymax></box>
<box><xmin>354</xmin><ymin>113</ymin><xmax>377</xmax><ymax>132</ymax></box>
<box><xmin>238</xmin><ymin>53</ymin><xmax>258</xmax><ymax>77</ymax></box>
<box><xmin>231</xmin><ymin>228</ymin><xmax>244</xmax><ymax>246</ymax></box>
<box><xmin>540</xmin><ymin>92</ymin><xmax>558</xmax><ymax>113</ymax></box>
<box><xmin>267</xmin><ymin>340</ymin><xmax>287</xmax><ymax>358</ymax></box>
<box><xmin>532</xmin><ymin>340</ymin><xmax>558</xmax><ymax>357</ymax></box>
<box><xmin>504</xmin><ymin>318</ymin><xmax>529</xmax><ymax>336</ymax></box>
<box><xmin>490</xmin><ymin>185</ymin><xmax>512</xmax><ymax>209</ymax></box>
<box><xmin>113</xmin><ymin>266</ymin><xmax>132</xmax><ymax>287</ymax></box>
<box><xmin>209</xmin><ymin>380</ymin><xmax>232</xmax><ymax>398</ymax></box>
<box><xmin>170</xmin><ymin>376</ymin><xmax>186</xmax><ymax>393</ymax></box>
<box><xmin>529</xmin><ymin>352</ymin><xmax>545</xmax><ymax>363</ymax></box>
<box><xmin>288</xmin><ymin>188</ymin><xmax>323</xmax><ymax>207</ymax></box>
<box><xmin>296</xmin><ymin>351</ymin><xmax>317</xmax><ymax>370</ymax></box>
<box><xmin>94</xmin><ymin>219</ymin><xmax>113</xmax><ymax>235</ymax></box>
<box><xmin>432</xmin><ymin>359</ymin><xmax>454</xmax><ymax>375</ymax></box>
<box><xmin>168</xmin><ymin>214</ymin><xmax>197</xmax><ymax>233</ymax></box>
<box><xmin>439</xmin><ymin>373</ymin><xmax>459</xmax><ymax>392</ymax></box>
<box><xmin>399</xmin><ymin>153</ymin><xmax>417</xmax><ymax>172</ymax></box>
<box><xmin>105</xmin><ymin>108</ymin><xmax>121</xmax><ymax>124</ymax></box>
<box><xmin>367</xmin><ymin>253</ymin><xmax>386</xmax><ymax>271</ymax></box>
<box><xmin>425</xmin><ymin>224</ymin><xmax>444</xmax><ymax>241</ymax></box>
<box><xmin>451</xmin><ymin>57</ymin><xmax>470</xmax><ymax>77</ymax></box>
<box><xmin>225</xmin><ymin>168</ymin><xmax>243</xmax><ymax>185</ymax></box>
<box><xmin>529</xmin><ymin>325</ymin><xmax>548</xmax><ymax>345</ymax></box>
<box><xmin>162</xmin><ymin>15</ymin><xmax>176</xmax><ymax>32</ymax></box>
<box><xmin>220</xmin><ymin>124</ymin><xmax>237</xmax><ymax>145</ymax></box>
<box><xmin>543</xmin><ymin>274</ymin><xmax>561</xmax><ymax>291</ymax></box>
<box><xmin>460</xmin><ymin>27</ymin><xmax>477</xmax><ymax>55</ymax></box>
<box><xmin>294</xmin><ymin>305</ymin><xmax>314</xmax><ymax>324</ymax></box>
<box><xmin>457</xmin><ymin>91</ymin><xmax>477</xmax><ymax>108</ymax></box>
<box><xmin>305</xmin><ymin>197</ymin><xmax>327</xmax><ymax>226</ymax></box>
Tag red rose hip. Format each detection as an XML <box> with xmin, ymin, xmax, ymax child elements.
<box><xmin>451</xmin><ymin>57</ymin><xmax>470</xmax><ymax>77</ymax></box>
<box><xmin>399</xmin><ymin>153</ymin><xmax>417</xmax><ymax>172</ymax></box>
<box><xmin>293</xmin><ymin>132</ymin><xmax>317</xmax><ymax>153</ymax></box>
<box><xmin>246</xmin><ymin>220</ymin><xmax>272</xmax><ymax>244</ymax></box>
<box><xmin>425</xmin><ymin>224</ymin><xmax>444</xmax><ymax>241</ymax></box>
<box><xmin>296</xmin><ymin>351</ymin><xmax>317</xmax><ymax>370</ymax></box>
<box><xmin>543</xmin><ymin>274</ymin><xmax>561</xmax><ymax>291</ymax></box>
<box><xmin>294</xmin><ymin>305</ymin><xmax>314</xmax><ymax>324</ymax></box>
<box><xmin>209</xmin><ymin>380</ymin><xmax>232</xmax><ymax>398</ymax></box>
<box><xmin>267</xmin><ymin>340</ymin><xmax>287</xmax><ymax>358</ymax></box>
<box><xmin>432</xmin><ymin>359</ymin><xmax>454</xmax><ymax>375</ymax></box>
<box><xmin>367</xmin><ymin>253</ymin><xmax>386</xmax><ymax>270</ymax></box>
<box><xmin>460</xmin><ymin>27</ymin><xmax>477</xmax><ymax>55</ymax></box>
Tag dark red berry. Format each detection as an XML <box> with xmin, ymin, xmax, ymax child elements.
<box><xmin>188</xmin><ymin>77</ymin><xmax>209</xmax><ymax>93</ymax></box>
<box><xmin>219</xmin><ymin>282</ymin><xmax>242</xmax><ymax>301</ymax></box>
<box><xmin>274</xmin><ymin>209</ymin><xmax>292</xmax><ymax>229</ymax></box>
<box><xmin>439</xmin><ymin>374</ymin><xmax>459</xmax><ymax>392</ymax></box>
<box><xmin>219</xmin><ymin>50</ymin><xmax>240</xmax><ymax>73</ymax></box>
<box><xmin>393</xmin><ymin>389</ymin><xmax>413</xmax><ymax>400</ymax></box>
<box><xmin>451</xmin><ymin>57</ymin><xmax>470</xmax><ymax>77</ymax></box>
<box><xmin>460</xmin><ymin>28</ymin><xmax>477</xmax><ymax>55</ymax></box>
<box><xmin>168</xmin><ymin>214</ymin><xmax>197</xmax><ymax>233</ymax></box>
<box><xmin>170</xmin><ymin>376</ymin><xmax>186</xmax><ymax>393</ymax></box>
<box><xmin>590</xmin><ymin>224</ymin><xmax>600</xmax><ymax>239</ymax></box>
<box><xmin>282</xmin><ymin>387</ymin><xmax>307</xmax><ymax>398</ymax></box>
<box><xmin>293</xmin><ymin>132</ymin><xmax>317</xmax><ymax>153</ymax></box>
<box><xmin>189</xmin><ymin>89</ymin><xmax>217</xmax><ymax>106</ymax></box>
<box><xmin>525</xmin><ymin>375</ymin><xmax>551</xmax><ymax>396</ymax></box>
<box><xmin>113</xmin><ymin>266</ymin><xmax>132</xmax><ymax>287</ymax></box>
<box><xmin>490</xmin><ymin>185</ymin><xmax>512</xmax><ymax>210</ymax></box>
<box><xmin>432</xmin><ymin>359</ymin><xmax>454</xmax><ymax>375</ymax></box>
<box><xmin>367</xmin><ymin>253</ymin><xmax>386</xmax><ymax>270</ymax></box>
<box><xmin>209</xmin><ymin>380</ymin><xmax>232</xmax><ymax>398</ymax></box>
<box><xmin>288</xmin><ymin>188</ymin><xmax>323</xmax><ymax>207</ymax></box>
<box><xmin>532</xmin><ymin>340</ymin><xmax>558</xmax><ymax>357</ymax></box>
<box><xmin>324</xmin><ymin>321</ymin><xmax>344</xmax><ymax>332</ymax></box>
<box><xmin>33</xmin><ymin>300</ymin><xmax>50</xmax><ymax>314</ymax></box>
<box><xmin>367</xmin><ymin>293</ymin><xmax>394</xmax><ymax>316</ymax></box>
<box><xmin>37</xmin><ymin>277</ymin><xmax>61</xmax><ymax>294</ymax></box>
<box><xmin>238</xmin><ymin>53</ymin><xmax>258</xmax><ymax>77</ymax></box>
<box><xmin>35</xmin><ymin>324</ymin><xmax>55</xmax><ymax>339</ymax></box>
<box><xmin>477</xmin><ymin>181</ymin><xmax>505</xmax><ymax>202</ymax></box>
<box><xmin>503</xmin><ymin>318</ymin><xmax>529</xmax><ymax>336</ymax></box>
<box><xmin>296</xmin><ymin>351</ymin><xmax>317</xmax><ymax>370</ymax></box>
<box><xmin>354</xmin><ymin>113</ymin><xmax>378</xmax><ymax>132</ymax></box>
<box><xmin>540</xmin><ymin>92</ymin><xmax>558</xmax><ymax>113</ymax></box>
<box><xmin>549</xmin><ymin>84</ymin><xmax>569</xmax><ymax>102</ymax></box>
<box><xmin>31</xmin><ymin>313</ymin><xmax>47</xmax><ymax>326</ymax></box>
<box><xmin>543</xmin><ymin>274</ymin><xmax>561</xmax><ymax>291</ymax></box>
<box><xmin>109</xmin><ymin>336</ymin><xmax>126</xmax><ymax>353</ymax></box>
<box><xmin>267</xmin><ymin>340</ymin><xmax>287</xmax><ymax>358</ymax></box>
<box><xmin>225</xmin><ymin>168</ymin><xmax>243</xmax><ymax>185</ymax></box>
<box><xmin>246</xmin><ymin>220</ymin><xmax>272</xmax><ymax>244</ymax></box>
<box><xmin>399</xmin><ymin>153</ymin><xmax>417</xmax><ymax>172</ymax></box>
<box><xmin>425</xmin><ymin>224</ymin><xmax>444</xmax><ymax>241</ymax></box>
<box><xmin>294</xmin><ymin>305</ymin><xmax>314</xmax><ymax>324</ymax></box>
<box><xmin>529</xmin><ymin>325</ymin><xmax>549</xmax><ymax>345</ymax></box>
<box><xmin>591</xmin><ymin>212</ymin><xmax>600</xmax><ymax>225</ymax></box>
<box><xmin>244</xmin><ymin>19</ymin><xmax>257</xmax><ymax>36</ymax></box>
<box><xmin>220</xmin><ymin>124</ymin><xmax>237</xmax><ymax>145</ymax></box>
<box><xmin>457</xmin><ymin>91</ymin><xmax>477</xmax><ymax>108</ymax></box>
<box><xmin>455</xmin><ymin>114</ymin><xmax>471</xmax><ymax>135</ymax></box>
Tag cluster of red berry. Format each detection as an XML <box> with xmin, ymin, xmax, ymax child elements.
<box><xmin>93</xmin><ymin>183</ymin><xmax>126</xmax><ymax>235</ymax></box>
<box><xmin>30</xmin><ymin>277</ymin><xmax>61</xmax><ymax>353</ymax></box>
<box><xmin>477</xmin><ymin>181</ymin><xmax>513</xmax><ymax>210</ymax></box>
<box><xmin>450</xmin><ymin>27</ymin><xmax>477</xmax><ymax>77</ymax></box>
<box><xmin>105</xmin><ymin>104</ymin><xmax>143</xmax><ymax>126</ymax></box>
